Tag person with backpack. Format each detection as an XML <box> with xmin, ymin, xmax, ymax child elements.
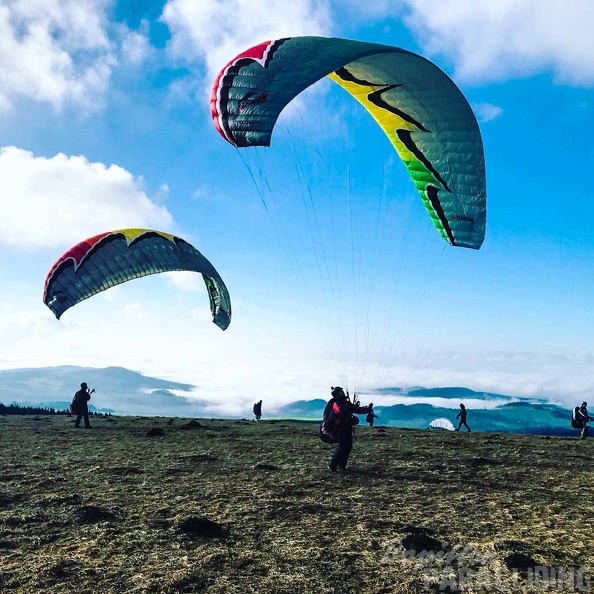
<box><xmin>326</xmin><ymin>386</ymin><xmax>373</xmax><ymax>472</ymax></box>
<box><xmin>366</xmin><ymin>404</ymin><xmax>378</xmax><ymax>427</ymax></box>
<box><xmin>72</xmin><ymin>382</ymin><xmax>95</xmax><ymax>429</ymax></box>
<box><xmin>576</xmin><ymin>402</ymin><xmax>593</xmax><ymax>439</ymax></box>
<box><xmin>253</xmin><ymin>400</ymin><xmax>262</xmax><ymax>421</ymax></box>
<box><xmin>455</xmin><ymin>403</ymin><xmax>471</xmax><ymax>432</ymax></box>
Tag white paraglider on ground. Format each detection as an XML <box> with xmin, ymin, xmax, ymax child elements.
<box><xmin>429</xmin><ymin>417</ymin><xmax>455</xmax><ymax>431</ymax></box>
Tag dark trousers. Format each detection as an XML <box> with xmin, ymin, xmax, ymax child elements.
<box><xmin>75</xmin><ymin>411</ymin><xmax>90</xmax><ymax>428</ymax></box>
<box><xmin>329</xmin><ymin>429</ymin><xmax>353</xmax><ymax>470</ymax></box>
<box><xmin>456</xmin><ymin>419</ymin><xmax>471</xmax><ymax>431</ymax></box>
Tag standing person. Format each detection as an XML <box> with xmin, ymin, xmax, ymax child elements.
<box><xmin>455</xmin><ymin>403</ymin><xmax>471</xmax><ymax>432</ymax></box>
<box><xmin>253</xmin><ymin>400</ymin><xmax>262</xmax><ymax>421</ymax></box>
<box><xmin>72</xmin><ymin>382</ymin><xmax>95</xmax><ymax>429</ymax></box>
<box><xmin>366</xmin><ymin>403</ymin><xmax>378</xmax><ymax>427</ymax></box>
<box><xmin>577</xmin><ymin>402</ymin><xmax>593</xmax><ymax>440</ymax></box>
<box><xmin>327</xmin><ymin>386</ymin><xmax>372</xmax><ymax>472</ymax></box>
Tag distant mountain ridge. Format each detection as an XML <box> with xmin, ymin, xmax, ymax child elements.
<box><xmin>0</xmin><ymin>366</ymin><xmax>576</xmax><ymax>435</ymax></box>
<box><xmin>0</xmin><ymin>365</ymin><xmax>203</xmax><ymax>416</ymax></box>
<box><xmin>370</xmin><ymin>386</ymin><xmax>529</xmax><ymax>402</ymax></box>
<box><xmin>274</xmin><ymin>397</ymin><xmax>574</xmax><ymax>435</ymax></box>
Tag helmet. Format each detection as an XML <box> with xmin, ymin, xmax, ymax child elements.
<box><xmin>81</xmin><ymin>382</ymin><xmax>88</xmax><ymax>388</ymax></box>
<box><xmin>331</xmin><ymin>386</ymin><xmax>345</xmax><ymax>399</ymax></box>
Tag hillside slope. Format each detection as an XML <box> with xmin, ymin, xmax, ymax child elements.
<box><xmin>0</xmin><ymin>415</ymin><xmax>592</xmax><ymax>593</ymax></box>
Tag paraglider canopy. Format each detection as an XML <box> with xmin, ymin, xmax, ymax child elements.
<box><xmin>210</xmin><ymin>35</ymin><xmax>488</xmax><ymax>392</ymax></box>
<box><xmin>42</xmin><ymin>228</ymin><xmax>232</xmax><ymax>330</ymax></box>
<box><xmin>429</xmin><ymin>418</ymin><xmax>455</xmax><ymax>431</ymax></box>
<box><xmin>211</xmin><ymin>35</ymin><xmax>487</xmax><ymax>249</ymax></box>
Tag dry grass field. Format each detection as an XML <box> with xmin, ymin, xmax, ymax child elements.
<box><xmin>0</xmin><ymin>414</ymin><xmax>593</xmax><ymax>593</ymax></box>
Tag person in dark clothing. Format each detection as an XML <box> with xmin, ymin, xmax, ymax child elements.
<box><xmin>577</xmin><ymin>402</ymin><xmax>593</xmax><ymax>439</ymax></box>
<box><xmin>73</xmin><ymin>382</ymin><xmax>94</xmax><ymax>428</ymax></box>
<box><xmin>327</xmin><ymin>386</ymin><xmax>372</xmax><ymax>472</ymax></box>
<box><xmin>455</xmin><ymin>403</ymin><xmax>471</xmax><ymax>432</ymax></box>
<box><xmin>365</xmin><ymin>403</ymin><xmax>378</xmax><ymax>427</ymax></box>
<box><xmin>253</xmin><ymin>400</ymin><xmax>262</xmax><ymax>421</ymax></box>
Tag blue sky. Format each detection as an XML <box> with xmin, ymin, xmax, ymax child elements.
<box><xmin>1</xmin><ymin>0</ymin><xmax>593</xmax><ymax>415</ymax></box>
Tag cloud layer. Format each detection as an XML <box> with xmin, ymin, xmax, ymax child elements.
<box><xmin>158</xmin><ymin>0</ymin><xmax>594</xmax><ymax>88</ymax></box>
<box><xmin>161</xmin><ymin>0</ymin><xmax>333</xmax><ymax>79</ymax></box>
<box><xmin>0</xmin><ymin>147</ymin><xmax>173</xmax><ymax>248</ymax></box>
<box><xmin>3</xmin><ymin>0</ymin><xmax>592</xmax><ymax>115</ymax></box>
<box><xmin>389</xmin><ymin>0</ymin><xmax>594</xmax><ymax>86</ymax></box>
<box><xmin>0</xmin><ymin>0</ymin><xmax>119</xmax><ymax>110</ymax></box>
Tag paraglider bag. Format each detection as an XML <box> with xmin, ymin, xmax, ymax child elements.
<box><xmin>70</xmin><ymin>394</ymin><xmax>82</xmax><ymax>415</ymax></box>
<box><xmin>571</xmin><ymin>419</ymin><xmax>583</xmax><ymax>429</ymax></box>
<box><xmin>318</xmin><ymin>420</ymin><xmax>337</xmax><ymax>444</ymax></box>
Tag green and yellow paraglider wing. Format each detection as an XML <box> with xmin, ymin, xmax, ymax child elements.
<box><xmin>211</xmin><ymin>36</ymin><xmax>486</xmax><ymax>249</ymax></box>
<box><xmin>42</xmin><ymin>228</ymin><xmax>231</xmax><ymax>330</ymax></box>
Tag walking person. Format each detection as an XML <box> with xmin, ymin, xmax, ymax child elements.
<box><xmin>455</xmin><ymin>403</ymin><xmax>471</xmax><ymax>432</ymax></box>
<box><xmin>72</xmin><ymin>382</ymin><xmax>95</xmax><ymax>429</ymax></box>
<box><xmin>577</xmin><ymin>402</ymin><xmax>593</xmax><ymax>439</ymax></box>
<box><xmin>326</xmin><ymin>386</ymin><xmax>373</xmax><ymax>472</ymax></box>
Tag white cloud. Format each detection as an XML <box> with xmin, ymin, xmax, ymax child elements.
<box><xmin>120</xmin><ymin>22</ymin><xmax>153</xmax><ymax>65</ymax></box>
<box><xmin>395</xmin><ymin>0</ymin><xmax>594</xmax><ymax>86</ymax></box>
<box><xmin>122</xmin><ymin>302</ymin><xmax>148</xmax><ymax>319</ymax></box>
<box><xmin>0</xmin><ymin>0</ymin><xmax>118</xmax><ymax>110</ymax></box>
<box><xmin>164</xmin><ymin>271</ymin><xmax>203</xmax><ymax>292</ymax></box>
<box><xmin>473</xmin><ymin>102</ymin><xmax>503</xmax><ymax>123</ymax></box>
<box><xmin>0</xmin><ymin>146</ymin><xmax>173</xmax><ymax>249</ymax></box>
<box><xmin>381</xmin><ymin>350</ymin><xmax>594</xmax><ymax>407</ymax></box>
<box><xmin>160</xmin><ymin>0</ymin><xmax>333</xmax><ymax>80</ymax></box>
<box><xmin>0</xmin><ymin>304</ymin><xmax>55</xmax><ymax>337</ymax></box>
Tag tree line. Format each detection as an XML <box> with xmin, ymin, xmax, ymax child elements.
<box><xmin>0</xmin><ymin>402</ymin><xmax>69</xmax><ymax>415</ymax></box>
<box><xmin>0</xmin><ymin>402</ymin><xmax>112</xmax><ymax>417</ymax></box>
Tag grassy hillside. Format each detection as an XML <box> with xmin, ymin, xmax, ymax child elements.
<box><xmin>0</xmin><ymin>415</ymin><xmax>593</xmax><ymax>593</ymax></box>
